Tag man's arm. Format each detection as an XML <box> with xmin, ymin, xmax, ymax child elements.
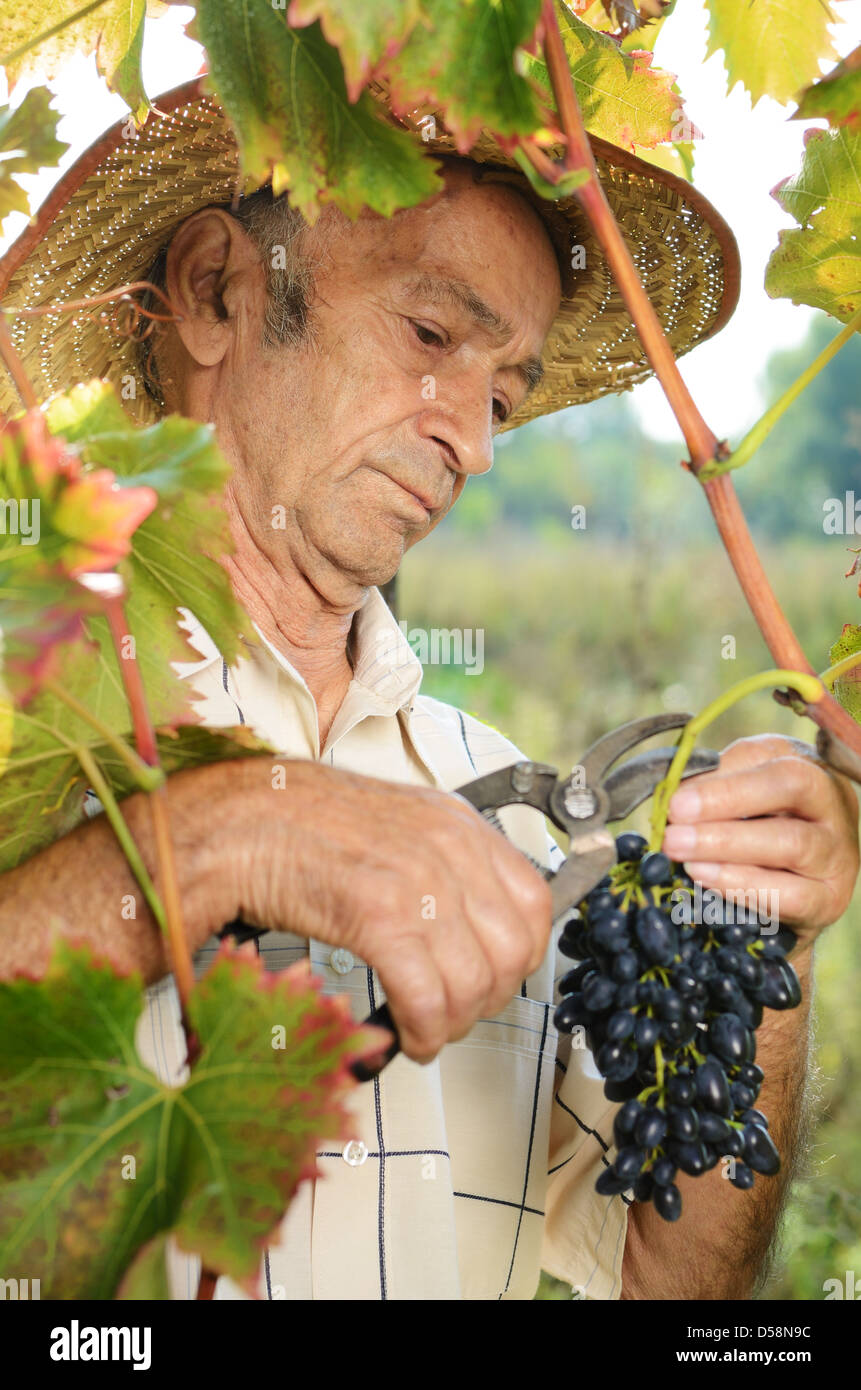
<box><xmin>621</xmin><ymin>946</ymin><xmax>813</xmax><ymax>1300</ymax></box>
<box><xmin>0</xmin><ymin>754</ymin><xmax>552</xmax><ymax>1062</ymax></box>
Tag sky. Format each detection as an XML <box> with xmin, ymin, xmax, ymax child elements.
<box><xmin>1</xmin><ymin>0</ymin><xmax>859</xmax><ymax>447</ymax></box>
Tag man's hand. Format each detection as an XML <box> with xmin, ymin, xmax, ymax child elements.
<box><xmin>231</xmin><ymin>761</ymin><xmax>553</xmax><ymax>1063</ymax></box>
<box><xmin>661</xmin><ymin>734</ymin><xmax>860</xmax><ymax>944</ymax></box>
<box><xmin>0</xmin><ymin>757</ymin><xmax>551</xmax><ymax>1069</ymax></box>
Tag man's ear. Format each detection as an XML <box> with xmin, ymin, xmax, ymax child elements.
<box><xmin>163</xmin><ymin>207</ymin><xmax>264</xmax><ymax>367</ymax></box>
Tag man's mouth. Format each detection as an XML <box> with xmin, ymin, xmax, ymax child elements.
<box><xmin>375</xmin><ymin>470</ymin><xmax>443</xmax><ymax>516</ymax></box>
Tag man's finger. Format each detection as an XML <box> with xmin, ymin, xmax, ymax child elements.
<box><xmin>663</xmin><ymin>815</ymin><xmax>832</xmax><ymax>877</ymax></box>
<box><xmin>677</xmin><ymin>861</ymin><xmax>823</xmax><ymax>933</ymax></box>
<box><xmin>667</xmin><ymin>756</ymin><xmax>834</xmax><ymax>827</ymax></box>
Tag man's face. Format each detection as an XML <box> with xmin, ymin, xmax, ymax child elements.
<box><xmin>203</xmin><ymin>164</ymin><xmax>562</xmax><ymax>600</ymax></box>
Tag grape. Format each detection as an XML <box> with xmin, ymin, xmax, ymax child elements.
<box><xmin>652</xmin><ymin>1156</ymin><xmax>677</xmax><ymax>1187</ymax></box>
<box><xmin>730</xmin><ymin>1161</ymin><xmax>755</xmax><ymax>1190</ymax></box>
<box><xmin>707</xmin><ymin>1013</ymin><xmax>754</xmax><ymax>1066</ymax></box>
<box><xmin>639</xmin><ymin>851</ymin><xmax>673</xmax><ymax>886</ymax></box>
<box><xmin>634</xmin><ymin>1108</ymin><xmax>668</xmax><ymax>1149</ymax></box>
<box><xmin>668</xmin><ymin>1106</ymin><xmax>699</xmax><ymax>1141</ymax></box>
<box><xmin>552</xmin><ymin>832</ymin><xmax>800</xmax><ymax>1222</ymax></box>
<box><xmin>652</xmin><ymin>1183</ymin><xmax>682</xmax><ymax>1221</ymax></box>
<box><xmin>742</xmin><ymin>1123</ymin><xmax>780</xmax><ymax>1176</ymax></box>
<box><xmin>616</xmin><ymin>832</ymin><xmax>647</xmax><ymax>862</ymax></box>
<box><xmin>606</xmin><ymin>1010</ymin><xmax>636</xmax><ymax>1041</ymax></box>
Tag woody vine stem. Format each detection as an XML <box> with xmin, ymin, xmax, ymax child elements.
<box><xmin>535</xmin><ymin>0</ymin><xmax>861</xmax><ymax>764</ymax></box>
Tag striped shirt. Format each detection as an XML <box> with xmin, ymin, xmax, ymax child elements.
<box><xmin>133</xmin><ymin>585</ymin><xmax>628</xmax><ymax>1300</ymax></box>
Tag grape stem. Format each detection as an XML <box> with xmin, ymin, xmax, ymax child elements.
<box><xmin>647</xmin><ymin>668</ymin><xmax>826</xmax><ymax>852</ymax></box>
<box><xmin>819</xmin><ymin>650</ymin><xmax>861</xmax><ymax>690</ymax></box>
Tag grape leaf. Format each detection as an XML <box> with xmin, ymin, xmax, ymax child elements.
<box><xmin>829</xmin><ymin>623</ymin><xmax>861</xmax><ymax>723</ymax></box>
<box><xmin>0</xmin><ymin>382</ymin><xmax>260</xmax><ymax>871</ymax></box>
<box><xmin>193</xmin><ymin>2</ymin><xmax>443</xmax><ymax>224</ymax></box>
<box><xmin>287</xmin><ymin>0</ymin><xmax>426</xmax><ymax>103</ymax></box>
<box><xmin>704</xmin><ymin>0</ymin><xmax>839</xmax><ymax>108</ymax></box>
<box><xmin>794</xmin><ymin>46</ymin><xmax>861</xmax><ymax>133</ymax></box>
<box><xmin>373</xmin><ymin>0</ymin><xmax>548</xmax><ymax>152</ymax></box>
<box><xmin>0</xmin><ymin>1</ymin><xmax>149</xmax><ymax>123</ymax></box>
<box><xmin>0</xmin><ymin>87</ymin><xmax>68</xmax><ymax>222</ymax></box>
<box><xmin>576</xmin><ymin>0</ymin><xmax>675</xmax><ymax>52</ymax></box>
<box><xmin>765</xmin><ymin>128</ymin><xmax>861</xmax><ymax>323</ymax></box>
<box><xmin>520</xmin><ymin>7</ymin><xmax>688</xmax><ymax>150</ymax></box>
<box><xmin>0</xmin><ymin>942</ymin><xmax>389</xmax><ymax>1298</ymax></box>
<box><xmin>44</xmin><ymin>380</ymin><xmax>250</xmax><ymax>692</ymax></box>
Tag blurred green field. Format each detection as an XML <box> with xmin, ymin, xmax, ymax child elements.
<box><xmin>398</xmin><ymin>527</ymin><xmax>861</xmax><ymax>1302</ymax></box>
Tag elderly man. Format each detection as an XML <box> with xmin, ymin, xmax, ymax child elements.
<box><xmin>0</xmin><ymin>79</ymin><xmax>858</xmax><ymax>1302</ymax></box>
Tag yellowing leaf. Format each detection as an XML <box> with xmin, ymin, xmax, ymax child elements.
<box><xmin>705</xmin><ymin>0</ymin><xmax>840</xmax><ymax>107</ymax></box>
<box><xmin>765</xmin><ymin>128</ymin><xmax>861</xmax><ymax>323</ymax></box>
<box><xmin>0</xmin><ymin>1</ymin><xmax>149</xmax><ymax>121</ymax></box>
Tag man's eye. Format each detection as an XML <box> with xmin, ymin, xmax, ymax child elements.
<box><xmin>410</xmin><ymin>319</ymin><xmax>446</xmax><ymax>348</ymax></box>
<box><xmin>493</xmin><ymin>397</ymin><xmax>509</xmax><ymax>425</ymax></box>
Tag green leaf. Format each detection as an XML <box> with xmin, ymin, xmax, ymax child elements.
<box><xmin>521</xmin><ymin>7</ymin><xmax>689</xmax><ymax>150</ymax></box>
<box><xmin>829</xmin><ymin>623</ymin><xmax>861</xmax><ymax>722</ymax></box>
<box><xmin>374</xmin><ymin>0</ymin><xmax>547</xmax><ymax>151</ymax></box>
<box><xmin>194</xmin><ymin>2</ymin><xmax>442</xmax><ymax>224</ymax></box>
<box><xmin>0</xmin><ymin>382</ymin><xmax>262</xmax><ymax>872</ymax></box>
<box><xmin>0</xmin><ymin>691</ymin><xmax>272</xmax><ymax>875</ymax></box>
<box><xmin>765</xmin><ymin>128</ymin><xmax>861</xmax><ymax>323</ymax></box>
<box><xmin>44</xmin><ymin>380</ymin><xmax>250</xmax><ymax>682</ymax></box>
<box><xmin>288</xmin><ymin>0</ymin><xmax>426</xmax><ymax>102</ymax></box>
<box><xmin>794</xmin><ymin>46</ymin><xmax>861</xmax><ymax>133</ymax></box>
<box><xmin>705</xmin><ymin>0</ymin><xmax>840</xmax><ymax>107</ymax></box>
<box><xmin>0</xmin><ymin>0</ymin><xmax>149</xmax><ymax>121</ymax></box>
<box><xmin>0</xmin><ymin>87</ymin><xmax>68</xmax><ymax>222</ymax></box>
<box><xmin>0</xmin><ymin>943</ymin><xmax>388</xmax><ymax>1298</ymax></box>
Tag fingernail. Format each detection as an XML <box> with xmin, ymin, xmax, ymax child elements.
<box><xmin>663</xmin><ymin>824</ymin><xmax>697</xmax><ymax>855</ymax></box>
<box><xmin>667</xmin><ymin>787</ymin><xmax>701</xmax><ymax>818</ymax></box>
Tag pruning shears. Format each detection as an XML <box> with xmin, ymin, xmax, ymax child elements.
<box><xmin>351</xmin><ymin>711</ymin><xmax>721</xmax><ymax>1082</ymax></box>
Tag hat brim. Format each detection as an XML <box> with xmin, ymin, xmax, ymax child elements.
<box><xmin>0</xmin><ymin>76</ymin><xmax>740</xmax><ymax>432</ymax></box>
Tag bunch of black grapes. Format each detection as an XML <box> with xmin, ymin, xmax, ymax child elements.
<box><xmin>554</xmin><ymin>832</ymin><xmax>801</xmax><ymax>1222</ymax></box>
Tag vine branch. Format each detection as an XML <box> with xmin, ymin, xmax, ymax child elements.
<box><xmin>537</xmin><ymin>0</ymin><xmax>861</xmax><ymax>770</ymax></box>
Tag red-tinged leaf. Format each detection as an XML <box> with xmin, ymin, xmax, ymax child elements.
<box><xmin>0</xmin><ymin>943</ymin><xmax>390</xmax><ymax>1298</ymax></box>
<box><xmin>49</xmin><ymin>468</ymin><xmax>156</xmax><ymax>576</ymax></box>
<box><xmin>521</xmin><ymin>6</ymin><xmax>688</xmax><ymax>151</ymax></box>
<box><xmin>287</xmin><ymin>0</ymin><xmax>425</xmax><ymax>103</ymax></box>
<box><xmin>794</xmin><ymin>46</ymin><xmax>861</xmax><ymax>134</ymax></box>
<box><xmin>194</xmin><ymin>2</ymin><xmax>441</xmax><ymax>224</ymax></box>
<box><xmin>374</xmin><ymin>0</ymin><xmax>548</xmax><ymax>154</ymax></box>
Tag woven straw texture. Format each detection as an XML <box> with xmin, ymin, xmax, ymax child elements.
<box><xmin>0</xmin><ymin>77</ymin><xmax>740</xmax><ymax>433</ymax></box>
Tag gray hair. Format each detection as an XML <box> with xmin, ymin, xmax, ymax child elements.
<box><xmin>136</xmin><ymin>184</ymin><xmax>319</xmax><ymax>410</ymax></box>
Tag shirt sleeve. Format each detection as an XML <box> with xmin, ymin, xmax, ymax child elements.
<box><xmin>540</xmin><ymin>837</ymin><xmax>630</xmax><ymax>1300</ymax></box>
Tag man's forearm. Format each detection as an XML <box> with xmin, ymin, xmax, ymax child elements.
<box><xmin>620</xmin><ymin>946</ymin><xmax>814</xmax><ymax>1301</ymax></box>
<box><xmin>0</xmin><ymin>762</ymin><xmax>248</xmax><ymax>984</ymax></box>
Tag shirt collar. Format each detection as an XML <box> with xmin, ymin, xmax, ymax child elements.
<box><xmin>173</xmin><ymin>586</ymin><xmax>424</xmax><ymax>717</ymax></box>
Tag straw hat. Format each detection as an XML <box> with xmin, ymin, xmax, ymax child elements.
<box><xmin>0</xmin><ymin>74</ymin><xmax>740</xmax><ymax>434</ymax></box>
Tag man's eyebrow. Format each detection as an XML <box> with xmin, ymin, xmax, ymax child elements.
<box><xmin>399</xmin><ymin>273</ymin><xmax>545</xmax><ymax>398</ymax></box>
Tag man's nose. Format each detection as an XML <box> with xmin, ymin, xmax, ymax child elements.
<box><xmin>415</xmin><ymin>368</ymin><xmax>496</xmax><ymax>478</ymax></box>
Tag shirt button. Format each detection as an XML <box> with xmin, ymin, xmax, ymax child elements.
<box><xmin>343</xmin><ymin>1140</ymin><xmax>368</xmax><ymax>1167</ymax></box>
<box><xmin>329</xmin><ymin>947</ymin><xmax>354</xmax><ymax>975</ymax></box>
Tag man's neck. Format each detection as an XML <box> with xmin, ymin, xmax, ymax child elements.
<box><xmin>221</xmin><ymin>531</ymin><xmax>363</xmax><ymax>747</ymax></box>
